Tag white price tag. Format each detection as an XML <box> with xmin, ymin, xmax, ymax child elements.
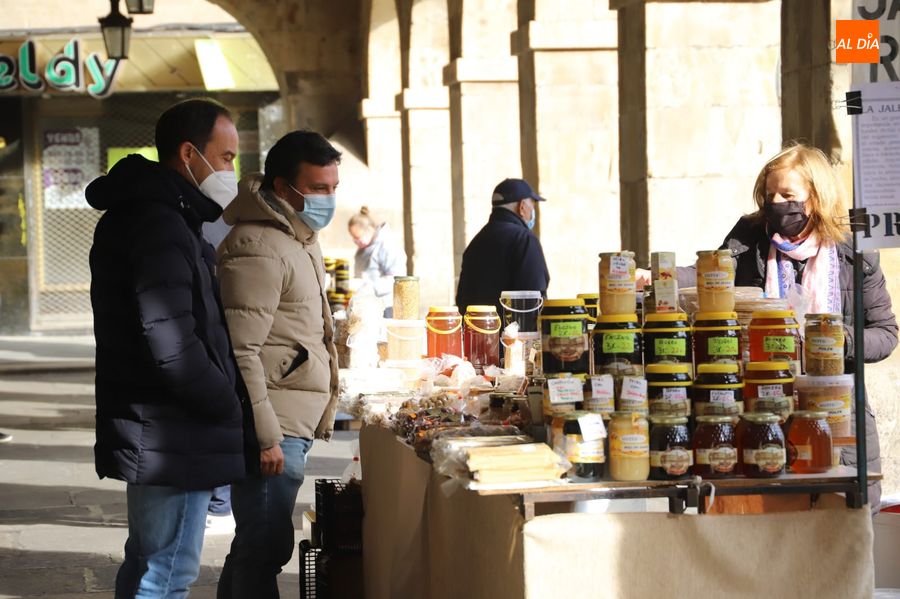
<box><xmin>610</xmin><ymin>255</ymin><xmax>630</xmax><ymax>276</ymax></box>
<box><xmin>591</xmin><ymin>375</ymin><xmax>615</xmax><ymax>400</ymax></box>
<box><xmin>620</xmin><ymin>376</ymin><xmax>648</xmax><ymax>403</ymax></box>
<box><xmin>578</xmin><ymin>413</ymin><xmax>607</xmax><ymax>442</ymax></box>
<box><xmin>547</xmin><ymin>377</ymin><xmax>584</xmax><ymax>404</ymax></box>
<box><xmin>710</xmin><ymin>389</ymin><xmax>735</xmax><ymax>404</ymax></box>
<box><xmin>662</xmin><ymin>387</ymin><xmax>687</xmax><ymax>402</ymax></box>
<box><xmin>759</xmin><ymin>384</ymin><xmax>784</xmax><ymax>399</ymax></box>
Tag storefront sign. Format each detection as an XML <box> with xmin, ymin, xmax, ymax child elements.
<box><xmin>42</xmin><ymin>127</ymin><xmax>100</xmax><ymax>210</ymax></box>
<box><xmin>0</xmin><ymin>39</ymin><xmax>120</xmax><ymax>99</ymax></box>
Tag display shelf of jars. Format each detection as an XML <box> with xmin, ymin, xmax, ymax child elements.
<box><xmin>471</xmin><ymin>467</ymin><xmax>881</xmax><ymax>519</ymax></box>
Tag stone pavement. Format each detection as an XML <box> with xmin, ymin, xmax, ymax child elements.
<box><xmin>0</xmin><ymin>338</ymin><xmax>356</xmax><ymax>598</ymax></box>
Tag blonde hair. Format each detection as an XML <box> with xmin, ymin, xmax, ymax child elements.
<box><xmin>348</xmin><ymin>206</ymin><xmax>378</xmax><ymax>232</ymax></box>
<box><xmin>751</xmin><ymin>142</ymin><xmax>849</xmax><ymax>245</ymax></box>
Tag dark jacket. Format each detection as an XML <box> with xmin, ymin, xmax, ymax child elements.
<box><xmin>455</xmin><ymin>209</ymin><xmax>550</xmax><ymax>314</ymax></box>
<box><xmin>679</xmin><ymin>215</ymin><xmax>898</xmax><ymax>506</ymax></box>
<box><xmin>87</xmin><ymin>155</ymin><xmax>254</xmax><ymax>490</ymax></box>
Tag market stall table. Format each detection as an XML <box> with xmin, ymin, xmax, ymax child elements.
<box><xmin>360</xmin><ymin>425</ymin><xmax>878</xmax><ymax>599</ymax></box>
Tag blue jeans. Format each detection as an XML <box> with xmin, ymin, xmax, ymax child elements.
<box><xmin>217</xmin><ymin>436</ymin><xmax>313</xmax><ymax>599</ymax></box>
<box><xmin>115</xmin><ymin>485</ymin><xmax>213</xmax><ymax>599</ymax></box>
<box><xmin>208</xmin><ymin>485</ymin><xmax>232</xmax><ymax>516</ymax></box>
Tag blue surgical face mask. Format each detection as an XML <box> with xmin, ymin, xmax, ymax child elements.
<box><xmin>290</xmin><ymin>185</ymin><xmax>336</xmax><ymax>231</ymax></box>
<box><xmin>525</xmin><ymin>205</ymin><xmax>536</xmax><ymax>230</ymax></box>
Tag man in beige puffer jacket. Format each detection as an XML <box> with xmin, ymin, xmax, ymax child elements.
<box><xmin>215</xmin><ymin>131</ymin><xmax>340</xmax><ymax>598</ymax></box>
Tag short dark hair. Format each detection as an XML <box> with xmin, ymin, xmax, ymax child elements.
<box><xmin>155</xmin><ymin>98</ymin><xmax>232</xmax><ymax>162</ymax></box>
<box><xmin>262</xmin><ymin>130</ymin><xmax>342</xmax><ymax>189</ymax></box>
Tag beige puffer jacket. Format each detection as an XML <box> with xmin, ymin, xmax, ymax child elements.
<box><xmin>217</xmin><ymin>174</ymin><xmax>338</xmax><ymax>448</ymax></box>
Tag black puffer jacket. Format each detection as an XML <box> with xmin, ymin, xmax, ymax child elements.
<box><xmin>680</xmin><ymin>216</ymin><xmax>898</xmax><ymax>506</ymax></box>
<box><xmin>87</xmin><ymin>155</ymin><xmax>254</xmax><ymax>490</ymax></box>
<box><xmin>456</xmin><ymin>209</ymin><xmax>550</xmax><ymax>314</ymax></box>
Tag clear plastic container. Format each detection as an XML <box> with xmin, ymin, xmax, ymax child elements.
<box><xmin>425</xmin><ymin>306</ymin><xmax>463</xmax><ymax>359</ymax></box>
<box><xmin>385</xmin><ymin>319</ymin><xmax>426</xmax><ymax>361</ymax></box>
<box><xmin>796</xmin><ymin>374</ymin><xmax>854</xmax><ymax>440</ymax></box>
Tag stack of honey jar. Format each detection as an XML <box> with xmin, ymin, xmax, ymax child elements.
<box><xmin>537</xmin><ymin>249</ymin><xmax>846</xmax><ymax>484</ymax></box>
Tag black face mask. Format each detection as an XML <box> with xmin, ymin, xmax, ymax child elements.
<box><xmin>764</xmin><ymin>201</ymin><xmax>810</xmax><ymax>238</ymax></box>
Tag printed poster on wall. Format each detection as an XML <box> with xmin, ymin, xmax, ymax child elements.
<box><xmin>852</xmin><ymin>1</ymin><xmax>900</xmax><ymax>85</ymax></box>
<box><xmin>851</xmin><ymin>81</ymin><xmax>900</xmax><ymax>250</ymax></box>
<box><xmin>42</xmin><ymin>127</ymin><xmax>99</xmax><ymax>210</ymax></box>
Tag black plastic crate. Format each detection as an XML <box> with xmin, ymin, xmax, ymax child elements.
<box><xmin>300</xmin><ymin>539</ymin><xmax>319</xmax><ymax>599</ymax></box>
<box><xmin>315</xmin><ymin>478</ymin><xmax>363</xmax><ymax>554</ymax></box>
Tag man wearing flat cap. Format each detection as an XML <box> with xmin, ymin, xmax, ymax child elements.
<box><xmin>455</xmin><ymin>178</ymin><xmax>550</xmax><ymax>314</ymax></box>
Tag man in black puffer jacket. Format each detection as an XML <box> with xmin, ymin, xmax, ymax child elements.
<box><xmin>87</xmin><ymin>98</ymin><xmax>254</xmax><ymax>598</ymax></box>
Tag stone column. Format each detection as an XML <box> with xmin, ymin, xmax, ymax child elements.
<box><xmin>444</xmin><ymin>58</ymin><xmax>521</xmax><ymax>276</ymax></box>
<box><xmin>396</xmin><ymin>87</ymin><xmax>456</xmax><ymax>309</ymax></box>
<box><xmin>359</xmin><ymin>97</ymin><xmax>405</xmax><ymax>239</ymax></box>
<box><xmin>614</xmin><ymin>0</ymin><xmax>782</xmax><ymax>266</ymax></box>
<box><xmin>512</xmin><ymin>8</ymin><xmax>620</xmax><ymax>297</ymax></box>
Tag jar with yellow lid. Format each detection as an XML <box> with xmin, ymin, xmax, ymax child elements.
<box><xmin>425</xmin><ymin>306</ymin><xmax>463</xmax><ymax>359</ymax></box>
<box><xmin>539</xmin><ymin>299</ymin><xmax>589</xmax><ymax>376</ymax></box>
<box><xmin>744</xmin><ymin>361</ymin><xmax>794</xmax><ymax>423</ymax></box>
<box><xmin>599</xmin><ymin>251</ymin><xmax>637</xmax><ymax>315</ymax></box>
<box><xmin>696</xmin><ymin>250</ymin><xmax>736</xmax><ymax>313</ymax></box>
<box><xmin>692</xmin><ymin>311</ymin><xmax>742</xmax><ymax>370</ymax></box>
<box><xmin>608</xmin><ymin>411</ymin><xmax>650</xmax><ymax>481</ymax></box>
<box><xmin>804</xmin><ymin>313</ymin><xmax>845</xmax><ymax>376</ymax></box>
<box><xmin>592</xmin><ymin>314</ymin><xmax>643</xmax><ymax>378</ymax></box>
<box><xmin>693</xmin><ymin>363</ymin><xmax>743</xmax><ymax>416</ymax></box>
<box><xmin>464</xmin><ymin>305</ymin><xmax>501</xmax><ymax>374</ymax></box>
<box><xmin>646</xmin><ymin>364</ymin><xmax>692</xmax><ymax>417</ymax></box>
<box><xmin>749</xmin><ymin>310</ymin><xmax>802</xmax><ymax>376</ymax></box>
<box><xmin>642</xmin><ymin>312</ymin><xmax>693</xmax><ymax>376</ymax></box>
<box><xmin>562</xmin><ymin>411</ymin><xmax>605</xmax><ymax>481</ymax></box>
<box><xmin>649</xmin><ymin>415</ymin><xmax>692</xmax><ymax>480</ymax></box>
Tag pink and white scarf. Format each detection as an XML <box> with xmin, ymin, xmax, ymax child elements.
<box><xmin>764</xmin><ymin>231</ymin><xmax>842</xmax><ymax>314</ymax></box>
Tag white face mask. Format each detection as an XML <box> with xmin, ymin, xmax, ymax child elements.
<box><xmin>185</xmin><ymin>144</ymin><xmax>238</xmax><ymax>210</ymax></box>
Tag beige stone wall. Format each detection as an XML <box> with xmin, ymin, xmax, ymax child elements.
<box><xmin>0</xmin><ymin>0</ymin><xmax>235</xmax><ymax>28</ymax></box>
<box><xmin>628</xmin><ymin>2</ymin><xmax>783</xmax><ymax>265</ymax></box>
<box><xmin>514</xmin><ymin>7</ymin><xmax>621</xmax><ymax>299</ymax></box>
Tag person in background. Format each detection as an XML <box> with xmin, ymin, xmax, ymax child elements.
<box><xmin>216</xmin><ymin>130</ymin><xmax>341</xmax><ymax>598</ymax></box>
<box><xmin>348</xmin><ymin>206</ymin><xmax>407</xmax><ymax>299</ymax></box>
<box><xmin>637</xmin><ymin>142</ymin><xmax>896</xmax><ymax>508</ymax></box>
<box><xmin>86</xmin><ymin>98</ymin><xmax>252</xmax><ymax>597</ymax></box>
<box><xmin>455</xmin><ymin>178</ymin><xmax>550</xmax><ymax>314</ymax></box>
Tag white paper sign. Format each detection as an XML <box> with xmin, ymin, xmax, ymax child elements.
<box><xmin>578</xmin><ymin>413</ymin><xmax>607</xmax><ymax>442</ymax></box>
<box><xmin>852</xmin><ymin>3</ymin><xmax>900</xmax><ymax>85</ymax></box>
<box><xmin>547</xmin><ymin>377</ymin><xmax>583</xmax><ymax>404</ymax></box>
<box><xmin>851</xmin><ymin>81</ymin><xmax>900</xmax><ymax>250</ymax></box>
<box><xmin>620</xmin><ymin>376</ymin><xmax>648</xmax><ymax>403</ymax></box>
<box><xmin>42</xmin><ymin>127</ymin><xmax>100</xmax><ymax>210</ymax></box>
<box><xmin>591</xmin><ymin>375</ymin><xmax>615</xmax><ymax>401</ymax></box>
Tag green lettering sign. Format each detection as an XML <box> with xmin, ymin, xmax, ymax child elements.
<box><xmin>708</xmin><ymin>337</ymin><xmax>739</xmax><ymax>356</ymax></box>
<box><xmin>0</xmin><ymin>56</ymin><xmax>15</xmax><ymax>91</ymax></box>
<box><xmin>763</xmin><ymin>336</ymin><xmax>795</xmax><ymax>354</ymax></box>
<box><xmin>46</xmin><ymin>39</ymin><xmax>81</xmax><ymax>90</ymax></box>
<box><xmin>18</xmin><ymin>40</ymin><xmax>43</xmax><ymax>91</ymax></box>
<box><xmin>655</xmin><ymin>338</ymin><xmax>686</xmax><ymax>357</ymax></box>
<box><xmin>602</xmin><ymin>332</ymin><xmax>635</xmax><ymax>354</ymax></box>
<box><xmin>551</xmin><ymin>321</ymin><xmax>584</xmax><ymax>338</ymax></box>
<box><xmin>86</xmin><ymin>53</ymin><xmax>120</xmax><ymax>98</ymax></box>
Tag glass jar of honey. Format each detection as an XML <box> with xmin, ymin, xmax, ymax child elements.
<box><xmin>464</xmin><ymin>305</ymin><xmax>501</xmax><ymax>374</ymax></box>
<box><xmin>692</xmin><ymin>312</ymin><xmax>742</xmax><ymax>369</ymax></box>
<box><xmin>599</xmin><ymin>251</ymin><xmax>637</xmax><ymax>316</ymax></box>
<box><xmin>693</xmin><ymin>363</ymin><xmax>743</xmax><ymax>416</ymax></box>
<box><xmin>592</xmin><ymin>314</ymin><xmax>643</xmax><ymax>378</ymax></box>
<box><xmin>692</xmin><ymin>415</ymin><xmax>737</xmax><ymax>478</ymax></box>
<box><xmin>787</xmin><ymin>410</ymin><xmax>833</xmax><ymax>474</ymax></box>
<box><xmin>539</xmin><ymin>299</ymin><xmax>590</xmax><ymax>376</ymax></box>
<box><xmin>749</xmin><ymin>310</ymin><xmax>802</xmax><ymax>376</ymax></box>
<box><xmin>646</xmin><ymin>364</ymin><xmax>692</xmax><ymax>417</ymax></box>
<box><xmin>608</xmin><ymin>411</ymin><xmax>650</xmax><ymax>481</ymax></box>
<box><xmin>425</xmin><ymin>306</ymin><xmax>463</xmax><ymax>359</ymax></box>
<box><xmin>744</xmin><ymin>361</ymin><xmax>794</xmax><ymax>423</ymax></box>
<box><xmin>642</xmin><ymin>312</ymin><xmax>693</xmax><ymax>376</ymax></box>
<box><xmin>696</xmin><ymin>250</ymin><xmax>736</xmax><ymax>313</ymax></box>
<box><xmin>563</xmin><ymin>411</ymin><xmax>605</xmax><ymax>481</ymax></box>
<box><xmin>649</xmin><ymin>415</ymin><xmax>692</xmax><ymax>480</ymax></box>
<box><xmin>739</xmin><ymin>412</ymin><xmax>786</xmax><ymax>478</ymax></box>
<box><xmin>804</xmin><ymin>313</ymin><xmax>845</xmax><ymax>376</ymax></box>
